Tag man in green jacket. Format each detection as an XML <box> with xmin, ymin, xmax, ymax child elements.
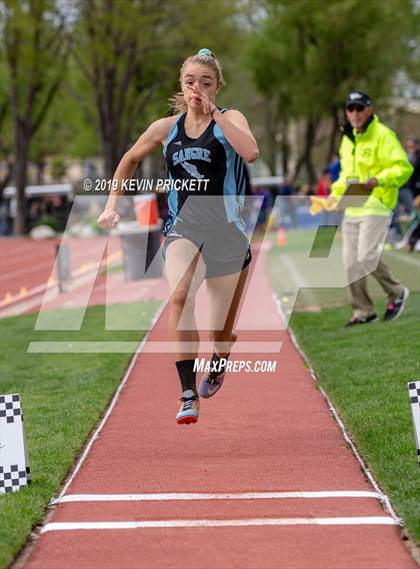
<box><xmin>330</xmin><ymin>91</ymin><xmax>413</xmax><ymax>326</ymax></box>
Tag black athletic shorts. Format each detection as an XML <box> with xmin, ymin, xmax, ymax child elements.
<box><xmin>162</xmin><ymin>219</ymin><xmax>252</xmax><ymax>278</ymax></box>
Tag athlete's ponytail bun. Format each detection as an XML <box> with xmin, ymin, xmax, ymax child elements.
<box><xmin>197</xmin><ymin>48</ymin><xmax>215</xmax><ymax>58</ymax></box>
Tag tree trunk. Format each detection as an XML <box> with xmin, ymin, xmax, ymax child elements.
<box><xmin>13</xmin><ymin>124</ymin><xmax>30</xmax><ymax>235</ymax></box>
<box><xmin>326</xmin><ymin>107</ymin><xmax>340</xmax><ymax>164</ymax></box>
<box><xmin>303</xmin><ymin>118</ymin><xmax>318</xmax><ymax>187</ymax></box>
<box><xmin>280</xmin><ymin>117</ymin><xmax>289</xmax><ymax>177</ymax></box>
<box><xmin>292</xmin><ymin>153</ymin><xmax>305</xmax><ymax>182</ymax></box>
<box><xmin>36</xmin><ymin>160</ymin><xmax>46</xmax><ymax>185</ymax></box>
<box><xmin>264</xmin><ymin>103</ymin><xmax>277</xmax><ymax>176</ymax></box>
<box><xmin>102</xmin><ymin>134</ymin><xmax>118</xmax><ymax>180</ymax></box>
<box><xmin>13</xmin><ymin>156</ymin><xmax>29</xmax><ymax>235</ymax></box>
<box><xmin>0</xmin><ymin>162</ymin><xmax>13</xmax><ymax>200</ymax></box>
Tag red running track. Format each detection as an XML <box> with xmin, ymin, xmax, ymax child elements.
<box><xmin>0</xmin><ymin>236</ymin><xmax>121</xmax><ymax>301</ymax></box>
<box><xmin>22</xmin><ymin>247</ymin><xmax>416</xmax><ymax>569</ymax></box>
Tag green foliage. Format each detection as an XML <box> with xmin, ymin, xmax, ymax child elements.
<box><xmin>245</xmin><ymin>0</ymin><xmax>416</xmax><ymax>176</ymax></box>
<box><xmin>30</xmin><ymin>68</ymin><xmax>100</xmax><ymax>162</ymax></box>
<box><xmin>69</xmin><ymin>0</ymin><xmax>245</xmax><ymax>167</ymax></box>
<box><xmin>49</xmin><ymin>158</ymin><xmax>66</xmax><ymax>181</ymax></box>
<box><xmin>34</xmin><ymin>215</ymin><xmax>60</xmax><ymax>231</ymax></box>
<box><xmin>3</xmin><ymin>0</ymin><xmax>71</xmax><ymax>131</ymax></box>
<box><xmin>397</xmin><ymin>0</ymin><xmax>420</xmax><ymax>97</ymax></box>
<box><xmin>1</xmin><ymin>0</ymin><xmax>417</xmax><ymax>182</ymax></box>
<box><xmin>0</xmin><ymin>3</ymin><xmax>13</xmax><ymax>169</ymax></box>
<box><xmin>248</xmin><ymin>0</ymin><xmax>414</xmax><ymax>119</ymax></box>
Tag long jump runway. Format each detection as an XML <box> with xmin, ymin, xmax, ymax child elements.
<box><xmin>22</xmin><ymin>248</ymin><xmax>416</xmax><ymax>569</ymax></box>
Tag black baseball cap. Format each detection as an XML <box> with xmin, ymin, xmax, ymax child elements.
<box><xmin>345</xmin><ymin>91</ymin><xmax>372</xmax><ymax>108</ymax></box>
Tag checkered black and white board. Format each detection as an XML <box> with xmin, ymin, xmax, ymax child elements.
<box><xmin>408</xmin><ymin>381</ymin><xmax>420</xmax><ymax>467</ymax></box>
<box><xmin>0</xmin><ymin>394</ymin><xmax>31</xmax><ymax>493</ymax></box>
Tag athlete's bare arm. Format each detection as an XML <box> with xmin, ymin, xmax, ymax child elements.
<box><xmin>189</xmin><ymin>84</ymin><xmax>259</xmax><ymax>163</ymax></box>
<box><xmin>98</xmin><ymin>116</ymin><xmax>178</xmax><ymax>229</ymax></box>
<box><xmin>216</xmin><ymin>109</ymin><xmax>259</xmax><ymax>163</ymax></box>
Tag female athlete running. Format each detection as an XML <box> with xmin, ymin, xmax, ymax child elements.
<box><xmin>98</xmin><ymin>49</ymin><xmax>259</xmax><ymax>425</ymax></box>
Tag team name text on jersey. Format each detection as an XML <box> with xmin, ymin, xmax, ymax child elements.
<box><xmin>173</xmin><ymin>147</ymin><xmax>211</xmax><ymax>166</ymax></box>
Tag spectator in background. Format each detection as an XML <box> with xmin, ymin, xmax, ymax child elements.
<box><xmin>276</xmin><ymin>175</ymin><xmax>298</xmax><ymax>228</ymax></box>
<box><xmin>251</xmin><ymin>185</ymin><xmax>271</xmax><ymax>232</ymax></box>
<box><xmin>316</xmin><ymin>169</ymin><xmax>332</xmax><ymax>225</ymax></box>
<box><xmin>393</xmin><ymin>138</ymin><xmax>420</xmax><ymax>252</ymax></box>
<box><xmin>0</xmin><ymin>201</ymin><xmax>11</xmax><ymax>235</ymax></box>
<box><xmin>330</xmin><ymin>91</ymin><xmax>413</xmax><ymax>326</ymax></box>
<box><xmin>316</xmin><ymin>169</ymin><xmax>331</xmax><ymax>197</ymax></box>
<box><xmin>298</xmin><ymin>182</ymin><xmax>312</xmax><ymax>196</ymax></box>
<box><xmin>397</xmin><ymin>137</ymin><xmax>419</xmax><ymax>218</ymax></box>
<box><xmin>389</xmin><ymin>137</ymin><xmax>420</xmax><ymax>241</ymax></box>
<box><xmin>405</xmin><ymin>137</ymin><xmax>420</xmax><ymax>201</ymax></box>
<box><xmin>241</xmin><ymin>164</ymin><xmax>256</xmax><ymax>233</ymax></box>
<box><xmin>28</xmin><ymin>200</ymin><xmax>41</xmax><ymax>230</ymax></box>
<box><xmin>327</xmin><ymin>152</ymin><xmax>340</xmax><ymax>183</ymax></box>
<box><xmin>297</xmin><ymin>183</ymin><xmax>312</xmax><ymax>212</ymax></box>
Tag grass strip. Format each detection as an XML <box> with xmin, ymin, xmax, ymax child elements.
<box><xmin>267</xmin><ymin>234</ymin><xmax>420</xmax><ymax>541</ymax></box>
<box><xmin>0</xmin><ymin>300</ymin><xmax>160</xmax><ymax>569</ymax></box>
<box><xmin>288</xmin><ymin>295</ymin><xmax>420</xmax><ymax>541</ymax></box>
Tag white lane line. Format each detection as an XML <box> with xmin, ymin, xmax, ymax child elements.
<box><xmin>385</xmin><ymin>250</ymin><xmax>420</xmax><ymax>268</ymax></box>
<box><xmin>0</xmin><ymin>260</ymin><xmax>55</xmax><ymax>282</ymax></box>
<box><xmin>29</xmin><ymin>341</ymin><xmax>283</xmax><ymax>354</ymax></box>
<box><xmin>272</xmin><ymin>293</ymin><xmax>402</xmax><ymax>525</ymax></box>
<box><xmin>280</xmin><ymin>254</ymin><xmax>319</xmax><ymax>305</ymax></box>
<box><xmin>0</xmin><ymin>249</ymin><xmax>122</xmax><ymax>310</ymax></box>
<box><xmin>41</xmin><ymin>517</ymin><xmax>398</xmax><ymax>533</ymax></box>
<box><xmin>52</xmin><ymin>490</ymin><xmax>381</xmax><ymax>505</ymax></box>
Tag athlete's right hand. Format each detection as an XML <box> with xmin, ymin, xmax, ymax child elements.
<box><xmin>97</xmin><ymin>209</ymin><xmax>120</xmax><ymax>230</ymax></box>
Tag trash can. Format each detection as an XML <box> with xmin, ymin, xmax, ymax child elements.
<box><xmin>114</xmin><ymin>222</ymin><xmax>163</xmax><ymax>280</ymax></box>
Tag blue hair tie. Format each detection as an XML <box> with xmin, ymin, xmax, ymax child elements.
<box><xmin>197</xmin><ymin>48</ymin><xmax>214</xmax><ymax>58</ymax></box>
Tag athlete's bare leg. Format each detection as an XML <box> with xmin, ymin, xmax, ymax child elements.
<box><xmin>165</xmin><ymin>239</ymin><xmax>206</xmax><ymax>360</ymax></box>
<box><xmin>206</xmin><ymin>265</ymin><xmax>249</xmax><ymax>356</ymax></box>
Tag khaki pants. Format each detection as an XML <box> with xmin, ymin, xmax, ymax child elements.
<box><xmin>342</xmin><ymin>216</ymin><xmax>403</xmax><ymax>318</ymax></box>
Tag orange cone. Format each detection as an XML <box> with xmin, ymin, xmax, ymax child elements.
<box><xmin>134</xmin><ymin>194</ymin><xmax>159</xmax><ymax>227</ymax></box>
<box><xmin>276</xmin><ymin>228</ymin><xmax>287</xmax><ymax>246</ymax></box>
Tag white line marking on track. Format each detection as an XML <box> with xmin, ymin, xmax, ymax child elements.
<box><xmin>30</xmin><ymin>341</ymin><xmax>283</xmax><ymax>354</ymax></box>
<box><xmin>385</xmin><ymin>250</ymin><xmax>420</xmax><ymax>268</ymax></box>
<box><xmin>279</xmin><ymin>254</ymin><xmax>319</xmax><ymax>305</ymax></box>
<box><xmin>0</xmin><ymin>260</ymin><xmax>54</xmax><ymax>282</ymax></box>
<box><xmin>272</xmin><ymin>292</ymin><xmax>403</xmax><ymax>526</ymax></box>
<box><xmin>41</xmin><ymin>516</ymin><xmax>398</xmax><ymax>533</ymax></box>
<box><xmin>52</xmin><ymin>490</ymin><xmax>381</xmax><ymax>505</ymax></box>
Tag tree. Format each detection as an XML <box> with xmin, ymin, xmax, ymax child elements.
<box><xmin>0</xmin><ymin>79</ymin><xmax>13</xmax><ymax>197</ymax></box>
<box><xmin>0</xmin><ymin>7</ymin><xmax>13</xmax><ymax>197</ymax></box>
<box><xmin>71</xmin><ymin>0</ymin><xmax>242</xmax><ymax>180</ymax></box>
<box><xmin>3</xmin><ymin>0</ymin><xmax>71</xmax><ymax>234</ymax></box>
<box><xmin>248</xmin><ymin>0</ymin><xmax>413</xmax><ymax>183</ymax></box>
<box><xmin>71</xmin><ymin>0</ymin><xmax>170</xmax><ymax>180</ymax></box>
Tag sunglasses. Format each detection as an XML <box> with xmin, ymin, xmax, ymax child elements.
<box><xmin>346</xmin><ymin>104</ymin><xmax>365</xmax><ymax>113</ymax></box>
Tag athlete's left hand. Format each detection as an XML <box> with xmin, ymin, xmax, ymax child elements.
<box><xmin>190</xmin><ymin>84</ymin><xmax>217</xmax><ymax>116</ymax></box>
